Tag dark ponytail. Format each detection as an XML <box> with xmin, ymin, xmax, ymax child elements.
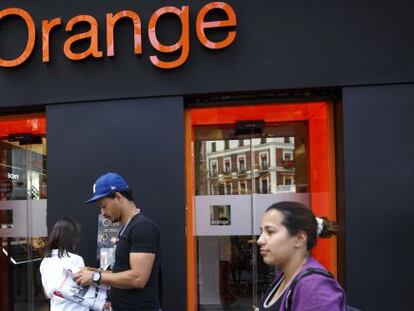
<box><xmin>316</xmin><ymin>217</ymin><xmax>338</xmax><ymax>238</ymax></box>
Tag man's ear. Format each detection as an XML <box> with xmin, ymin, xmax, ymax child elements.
<box><xmin>114</xmin><ymin>191</ymin><xmax>125</xmax><ymax>201</ymax></box>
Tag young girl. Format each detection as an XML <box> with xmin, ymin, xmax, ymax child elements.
<box><xmin>40</xmin><ymin>217</ymin><xmax>89</xmax><ymax>311</ymax></box>
<box><xmin>256</xmin><ymin>201</ymin><xmax>346</xmax><ymax>310</ymax></box>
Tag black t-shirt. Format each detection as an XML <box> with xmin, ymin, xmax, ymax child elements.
<box><xmin>111</xmin><ymin>213</ymin><xmax>161</xmax><ymax>311</ymax></box>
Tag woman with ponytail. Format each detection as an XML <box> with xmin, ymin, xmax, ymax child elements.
<box><xmin>255</xmin><ymin>201</ymin><xmax>346</xmax><ymax>311</ymax></box>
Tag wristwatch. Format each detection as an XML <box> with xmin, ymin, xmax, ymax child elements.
<box><xmin>91</xmin><ymin>271</ymin><xmax>101</xmax><ymax>285</ymax></box>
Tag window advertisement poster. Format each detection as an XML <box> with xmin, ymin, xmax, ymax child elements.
<box><xmin>96</xmin><ymin>215</ymin><xmax>121</xmax><ymax>269</ymax></box>
<box><xmin>210</xmin><ymin>204</ymin><xmax>231</xmax><ymax>226</ymax></box>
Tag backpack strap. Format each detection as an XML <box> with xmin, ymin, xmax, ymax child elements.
<box><xmin>284</xmin><ymin>268</ymin><xmax>334</xmax><ymax>311</ymax></box>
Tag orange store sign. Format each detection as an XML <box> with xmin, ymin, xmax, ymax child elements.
<box><xmin>0</xmin><ymin>2</ymin><xmax>237</xmax><ymax>69</ymax></box>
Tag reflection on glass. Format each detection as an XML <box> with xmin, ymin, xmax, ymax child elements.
<box><xmin>198</xmin><ymin>235</ymin><xmax>274</xmax><ymax>310</ymax></box>
<box><xmin>196</xmin><ymin>124</ymin><xmax>308</xmax><ymax>196</ymax></box>
<box><xmin>0</xmin><ymin>117</ymin><xmax>48</xmax><ymax>311</ymax></box>
<box><xmin>194</xmin><ymin>122</ymin><xmax>309</xmax><ymax>310</ymax></box>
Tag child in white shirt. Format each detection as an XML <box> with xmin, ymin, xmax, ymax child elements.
<box><xmin>40</xmin><ymin>217</ymin><xmax>89</xmax><ymax>311</ymax></box>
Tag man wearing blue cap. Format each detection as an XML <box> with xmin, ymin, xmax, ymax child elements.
<box><xmin>73</xmin><ymin>172</ymin><xmax>161</xmax><ymax>311</ymax></box>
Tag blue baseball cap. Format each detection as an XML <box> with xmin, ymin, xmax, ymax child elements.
<box><xmin>85</xmin><ymin>172</ymin><xmax>129</xmax><ymax>203</ymax></box>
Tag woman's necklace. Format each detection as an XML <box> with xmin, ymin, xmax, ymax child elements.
<box><xmin>269</xmin><ymin>256</ymin><xmax>308</xmax><ymax>305</ymax></box>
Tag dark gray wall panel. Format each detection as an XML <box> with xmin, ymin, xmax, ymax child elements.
<box><xmin>46</xmin><ymin>97</ymin><xmax>185</xmax><ymax>310</ymax></box>
<box><xmin>342</xmin><ymin>84</ymin><xmax>414</xmax><ymax>311</ymax></box>
<box><xmin>0</xmin><ymin>0</ymin><xmax>414</xmax><ymax>106</ymax></box>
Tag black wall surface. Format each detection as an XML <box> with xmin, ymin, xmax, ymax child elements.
<box><xmin>342</xmin><ymin>84</ymin><xmax>414</xmax><ymax>311</ymax></box>
<box><xmin>0</xmin><ymin>0</ymin><xmax>414</xmax><ymax>107</ymax></box>
<box><xmin>46</xmin><ymin>97</ymin><xmax>186</xmax><ymax>310</ymax></box>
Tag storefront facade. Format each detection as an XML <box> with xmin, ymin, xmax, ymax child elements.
<box><xmin>0</xmin><ymin>1</ymin><xmax>413</xmax><ymax>310</ymax></box>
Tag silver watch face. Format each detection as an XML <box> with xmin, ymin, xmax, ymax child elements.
<box><xmin>92</xmin><ymin>272</ymin><xmax>100</xmax><ymax>282</ymax></box>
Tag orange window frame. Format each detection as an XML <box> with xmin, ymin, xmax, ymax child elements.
<box><xmin>185</xmin><ymin>101</ymin><xmax>336</xmax><ymax>311</ymax></box>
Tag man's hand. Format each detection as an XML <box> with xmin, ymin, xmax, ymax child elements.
<box><xmin>73</xmin><ymin>268</ymin><xmax>94</xmax><ymax>286</ymax></box>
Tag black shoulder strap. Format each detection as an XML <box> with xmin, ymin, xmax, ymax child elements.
<box><xmin>284</xmin><ymin>268</ymin><xmax>334</xmax><ymax>311</ymax></box>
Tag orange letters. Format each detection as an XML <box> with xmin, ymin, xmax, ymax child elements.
<box><xmin>42</xmin><ymin>18</ymin><xmax>62</xmax><ymax>63</ymax></box>
<box><xmin>148</xmin><ymin>6</ymin><xmax>190</xmax><ymax>69</ymax></box>
<box><xmin>0</xmin><ymin>8</ymin><xmax>35</xmax><ymax>67</ymax></box>
<box><xmin>64</xmin><ymin>15</ymin><xmax>103</xmax><ymax>60</ymax></box>
<box><xmin>106</xmin><ymin>10</ymin><xmax>142</xmax><ymax>57</ymax></box>
<box><xmin>196</xmin><ymin>2</ymin><xmax>237</xmax><ymax>49</ymax></box>
<box><xmin>0</xmin><ymin>2</ymin><xmax>237</xmax><ymax>69</ymax></box>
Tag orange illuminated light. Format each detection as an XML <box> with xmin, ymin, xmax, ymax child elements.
<box><xmin>0</xmin><ymin>114</ymin><xmax>46</xmax><ymax>138</ymax></box>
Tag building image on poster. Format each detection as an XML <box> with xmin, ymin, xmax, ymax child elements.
<box><xmin>97</xmin><ymin>215</ymin><xmax>121</xmax><ymax>269</ymax></box>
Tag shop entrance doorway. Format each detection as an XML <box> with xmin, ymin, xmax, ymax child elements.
<box><xmin>0</xmin><ymin>114</ymin><xmax>47</xmax><ymax>311</ymax></box>
<box><xmin>185</xmin><ymin>102</ymin><xmax>337</xmax><ymax>310</ymax></box>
